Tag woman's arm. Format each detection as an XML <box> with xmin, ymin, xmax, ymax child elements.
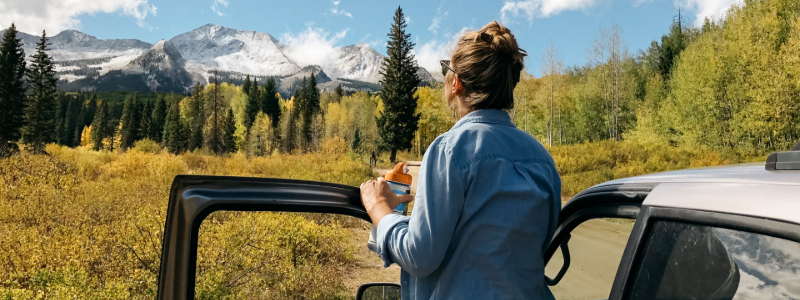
<box><xmin>369</xmin><ymin>144</ymin><xmax>466</xmax><ymax>278</ymax></box>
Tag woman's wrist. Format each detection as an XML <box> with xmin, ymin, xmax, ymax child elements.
<box><xmin>366</xmin><ymin>199</ymin><xmax>394</xmax><ymax>226</ymax></box>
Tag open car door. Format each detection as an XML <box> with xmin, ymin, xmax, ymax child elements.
<box><xmin>543</xmin><ymin>182</ymin><xmax>652</xmax><ymax>300</ymax></box>
<box><xmin>156</xmin><ymin>175</ymin><xmax>369</xmax><ymax>300</ymax></box>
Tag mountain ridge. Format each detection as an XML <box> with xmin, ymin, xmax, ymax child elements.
<box><xmin>1</xmin><ymin>24</ymin><xmax>437</xmax><ymax>95</ymax></box>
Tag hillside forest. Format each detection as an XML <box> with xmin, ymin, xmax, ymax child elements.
<box><xmin>0</xmin><ymin>0</ymin><xmax>798</xmax><ymax>298</ymax></box>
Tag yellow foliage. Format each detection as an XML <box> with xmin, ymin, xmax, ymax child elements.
<box><xmin>0</xmin><ymin>146</ymin><xmax>372</xmax><ymax>298</ymax></box>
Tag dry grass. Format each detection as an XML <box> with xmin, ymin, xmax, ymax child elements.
<box><xmin>0</xmin><ymin>142</ymin><xmax>373</xmax><ymax>299</ymax></box>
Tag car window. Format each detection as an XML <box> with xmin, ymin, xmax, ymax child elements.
<box><xmin>628</xmin><ymin>220</ymin><xmax>800</xmax><ymax>300</ymax></box>
<box><xmin>545</xmin><ymin>218</ymin><xmax>634</xmax><ymax>300</ymax></box>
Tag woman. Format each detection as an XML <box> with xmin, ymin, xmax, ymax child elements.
<box><xmin>360</xmin><ymin>21</ymin><xmax>561</xmax><ymax>300</ymax></box>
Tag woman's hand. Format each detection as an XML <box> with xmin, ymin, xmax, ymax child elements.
<box><xmin>360</xmin><ymin>177</ymin><xmax>414</xmax><ymax>226</ymax></box>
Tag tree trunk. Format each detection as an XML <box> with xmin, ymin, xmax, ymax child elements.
<box><xmin>390</xmin><ymin>148</ymin><xmax>398</xmax><ymax>163</ymax></box>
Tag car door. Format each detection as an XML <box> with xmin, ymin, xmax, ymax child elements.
<box><xmin>611</xmin><ymin>197</ymin><xmax>800</xmax><ymax>300</ymax></box>
<box><xmin>156</xmin><ymin>175</ymin><xmax>370</xmax><ymax>300</ymax></box>
<box><xmin>542</xmin><ymin>182</ymin><xmax>652</xmax><ymax>300</ymax></box>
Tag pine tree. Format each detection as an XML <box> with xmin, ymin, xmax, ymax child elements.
<box><xmin>0</xmin><ymin>23</ymin><xmax>27</xmax><ymax>156</ymax></box>
<box><xmin>334</xmin><ymin>83</ymin><xmax>344</xmax><ymax>103</ymax></box>
<box><xmin>244</xmin><ymin>78</ymin><xmax>260</xmax><ymax>130</ymax></box>
<box><xmin>140</xmin><ymin>100</ymin><xmax>153</xmax><ymax>141</ymax></box>
<box><xmin>61</xmin><ymin>96</ymin><xmax>81</xmax><ymax>147</ymax></box>
<box><xmin>162</xmin><ymin>102</ymin><xmax>186</xmax><ymax>154</ymax></box>
<box><xmin>73</xmin><ymin>104</ymin><xmax>86</xmax><ymax>147</ymax></box>
<box><xmin>242</xmin><ymin>75</ymin><xmax>252</xmax><ymax>98</ymax></box>
<box><xmin>22</xmin><ymin>30</ymin><xmax>59</xmax><ymax>154</ymax></box>
<box><xmin>222</xmin><ymin>107</ymin><xmax>237</xmax><ymax>153</ymax></box>
<box><xmin>84</xmin><ymin>94</ymin><xmax>97</xmax><ymax>128</ymax></box>
<box><xmin>132</xmin><ymin>94</ymin><xmax>144</xmax><ymax>140</ymax></box>
<box><xmin>189</xmin><ymin>82</ymin><xmax>205</xmax><ymax>151</ymax></box>
<box><xmin>377</xmin><ymin>7</ymin><xmax>421</xmax><ymax>162</ymax></box>
<box><xmin>90</xmin><ymin>102</ymin><xmax>109</xmax><ymax>150</ymax></box>
<box><xmin>300</xmin><ymin>73</ymin><xmax>321</xmax><ymax>150</ymax></box>
<box><xmin>351</xmin><ymin>128</ymin><xmax>361</xmax><ymax>152</ymax></box>
<box><xmin>118</xmin><ymin>95</ymin><xmax>137</xmax><ymax>150</ymax></box>
<box><xmin>150</xmin><ymin>95</ymin><xmax>167</xmax><ymax>142</ymax></box>
<box><xmin>206</xmin><ymin>71</ymin><xmax>225</xmax><ymax>155</ymax></box>
<box><xmin>54</xmin><ymin>92</ymin><xmax>69</xmax><ymax>145</ymax></box>
<box><xmin>262</xmin><ymin>77</ymin><xmax>281</xmax><ymax>128</ymax></box>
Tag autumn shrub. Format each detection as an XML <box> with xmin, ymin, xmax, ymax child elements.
<box><xmin>133</xmin><ymin>139</ymin><xmax>163</xmax><ymax>153</ymax></box>
<box><xmin>0</xmin><ymin>144</ymin><xmax>373</xmax><ymax>299</ymax></box>
<box><xmin>550</xmin><ymin>140</ymin><xmax>765</xmax><ymax>200</ymax></box>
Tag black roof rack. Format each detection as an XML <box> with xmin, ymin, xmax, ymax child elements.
<box><xmin>766</xmin><ymin>140</ymin><xmax>800</xmax><ymax>170</ymax></box>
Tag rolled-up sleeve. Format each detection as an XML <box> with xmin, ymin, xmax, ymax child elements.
<box><xmin>374</xmin><ymin>141</ymin><xmax>466</xmax><ymax>278</ymax></box>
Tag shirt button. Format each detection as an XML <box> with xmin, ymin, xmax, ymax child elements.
<box><xmin>403</xmin><ymin>281</ymin><xmax>408</xmax><ymax>285</ymax></box>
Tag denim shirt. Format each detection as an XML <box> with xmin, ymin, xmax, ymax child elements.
<box><xmin>374</xmin><ymin>109</ymin><xmax>561</xmax><ymax>300</ymax></box>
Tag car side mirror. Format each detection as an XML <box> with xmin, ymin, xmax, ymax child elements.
<box><xmin>356</xmin><ymin>282</ymin><xmax>401</xmax><ymax>300</ymax></box>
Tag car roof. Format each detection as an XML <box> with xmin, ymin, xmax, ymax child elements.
<box><xmin>593</xmin><ymin>163</ymin><xmax>800</xmax><ymax>225</ymax></box>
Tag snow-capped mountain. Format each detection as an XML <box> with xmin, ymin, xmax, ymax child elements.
<box><xmin>2</xmin><ymin>24</ymin><xmax>436</xmax><ymax>94</ymax></box>
<box><xmin>169</xmin><ymin>24</ymin><xmax>301</xmax><ymax>78</ymax></box>
<box><xmin>122</xmin><ymin>40</ymin><xmax>192</xmax><ymax>92</ymax></box>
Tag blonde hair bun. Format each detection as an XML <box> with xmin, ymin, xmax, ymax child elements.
<box><xmin>451</xmin><ymin>20</ymin><xmax>527</xmax><ymax>110</ymax></box>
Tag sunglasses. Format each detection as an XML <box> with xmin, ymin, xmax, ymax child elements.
<box><xmin>440</xmin><ymin>60</ymin><xmax>456</xmax><ymax>77</ymax></box>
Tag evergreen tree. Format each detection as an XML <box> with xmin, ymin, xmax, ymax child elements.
<box><xmin>645</xmin><ymin>10</ymin><xmax>691</xmax><ymax>81</ymax></box>
<box><xmin>162</xmin><ymin>102</ymin><xmax>186</xmax><ymax>154</ymax></box>
<box><xmin>222</xmin><ymin>107</ymin><xmax>237</xmax><ymax>153</ymax></box>
<box><xmin>150</xmin><ymin>95</ymin><xmax>167</xmax><ymax>142</ymax></box>
<box><xmin>73</xmin><ymin>105</ymin><xmax>86</xmax><ymax>147</ymax></box>
<box><xmin>140</xmin><ymin>100</ymin><xmax>153</xmax><ymax>141</ymax></box>
<box><xmin>21</xmin><ymin>30</ymin><xmax>59</xmax><ymax>154</ymax></box>
<box><xmin>351</xmin><ymin>128</ymin><xmax>361</xmax><ymax>152</ymax></box>
<box><xmin>0</xmin><ymin>23</ymin><xmax>27</xmax><ymax>156</ymax></box>
<box><xmin>262</xmin><ymin>77</ymin><xmax>281</xmax><ymax>128</ymax></box>
<box><xmin>242</xmin><ymin>75</ymin><xmax>252</xmax><ymax>98</ymax></box>
<box><xmin>244</xmin><ymin>78</ymin><xmax>260</xmax><ymax>130</ymax></box>
<box><xmin>54</xmin><ymin>92</ymin><xmax>69</xmax><ymax>145</ymax></box>
<box><xmin>61</xmin><ymin>96</ymin><xmax>80</xmax><ymax>147</ymax></box>
<box><xmin>300</xmin><ymin>73</ymin><xmax>321</xmax><ymax>150</ymax></box>
<box><xmin>206</xmin><ymin>71</ymin><xmax>225</xmax><ymax>155</ymax></box>
<box><xmin>84</xmin><ymin>94</ymin><xmax>97</xmax><ymax>128</ymax></box>
<box><xmin>189</xmin><ymin>82</ymin><xmax>205</xmax><ymax>151</ymax></box>
<box><xmin>90</xmin><ymin>101</ymin><xmax>108</xmax><ymax>150</ymax></box>
<box><xmin>376</xmin><ymin>7</ymin><xmax>421</xmax><ymax>162</ymax></box>
<box><xmin>118</xmin><ymin>95</ymin><xmax>137</xmax><ymax>150</ymax></box>
<box><xmin>132</xmin><ymin>94</ymin><xmax>144</xmax><ymax>140</ymax></box>
<box><xmin>334</xmin><ymin>83</ymin><xmax>344</xmax><ymax>103</ymax></box>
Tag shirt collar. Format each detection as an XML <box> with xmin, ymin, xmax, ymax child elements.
<box><xmin>451</xmin><ymin>109</ymin><xmax>516</xmax><ymax>130</ymax></box>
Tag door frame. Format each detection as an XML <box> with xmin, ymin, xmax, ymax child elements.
<box><xmin>156</xmin><ymin>175</ymin><xmax>369</xmax><ymax>300</ymax></box>
<box><xmin>544</xmin><ymin>182</ymin><xmax>653</xmax><ymax>294</ymax></box>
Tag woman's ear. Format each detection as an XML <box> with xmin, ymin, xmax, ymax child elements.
<box><xmin>452</xmin><ymin>73</ymin><xmax>464</xmax><ymax>95</ymax></box>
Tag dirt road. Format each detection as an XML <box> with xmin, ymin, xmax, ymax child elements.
<box><xmin>345</xmin><ymin>162</ymin><xmax>633</xmax><ymax>299</ymax></box>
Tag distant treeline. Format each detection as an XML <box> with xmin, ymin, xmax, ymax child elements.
<box><xmin>511</xmin><ymin>0</ymin><xmax>800</xmax><ymax>154</ymax></box>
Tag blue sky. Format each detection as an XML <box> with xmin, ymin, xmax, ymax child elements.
<box><xmin>0</xmin><ymin>0</ymin><xmax>742</xmax><ymax>76</ymax></box>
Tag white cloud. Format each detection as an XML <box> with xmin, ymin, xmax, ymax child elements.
<box><xmin>330</xmin><ymin>0</ymin><xmax>353</xmax><ymax>18</ymax></box>
<box><xmin>679</xmin><ymin>0</ymin><xmax>742</xmax><ymax>26</ymax></box>
<box><xmin>413</xmin><ymin>27</ymin><xmax>469</xmax><ymax>81</ymax></box>
<box><xmin>280</xmin><ymin>26</ymin><xmax>349</xmax><ymax>67</ymax></box>
<box><xmin>211</xmin><ymin>0</ymin><xmax>228</xmax><ymax>17</ymax></box>
<box><xmin>0</xmin><ymin>0</ymin><xmax>157</xmax><ymax>34</ymax></box>
<box><xmin>500</xmin><ymin>0</ymin><xmax>595</xmax><ymax>23</ymax></box>
<box><xmin>429</xmin><ymin>2</ymin><xmax>448</xmax><ymax>34</ymax></box>
<box><xmin>405</xmin><ymin>16</ymin><xmax>412</xmax><ymax>24</ymax></box>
